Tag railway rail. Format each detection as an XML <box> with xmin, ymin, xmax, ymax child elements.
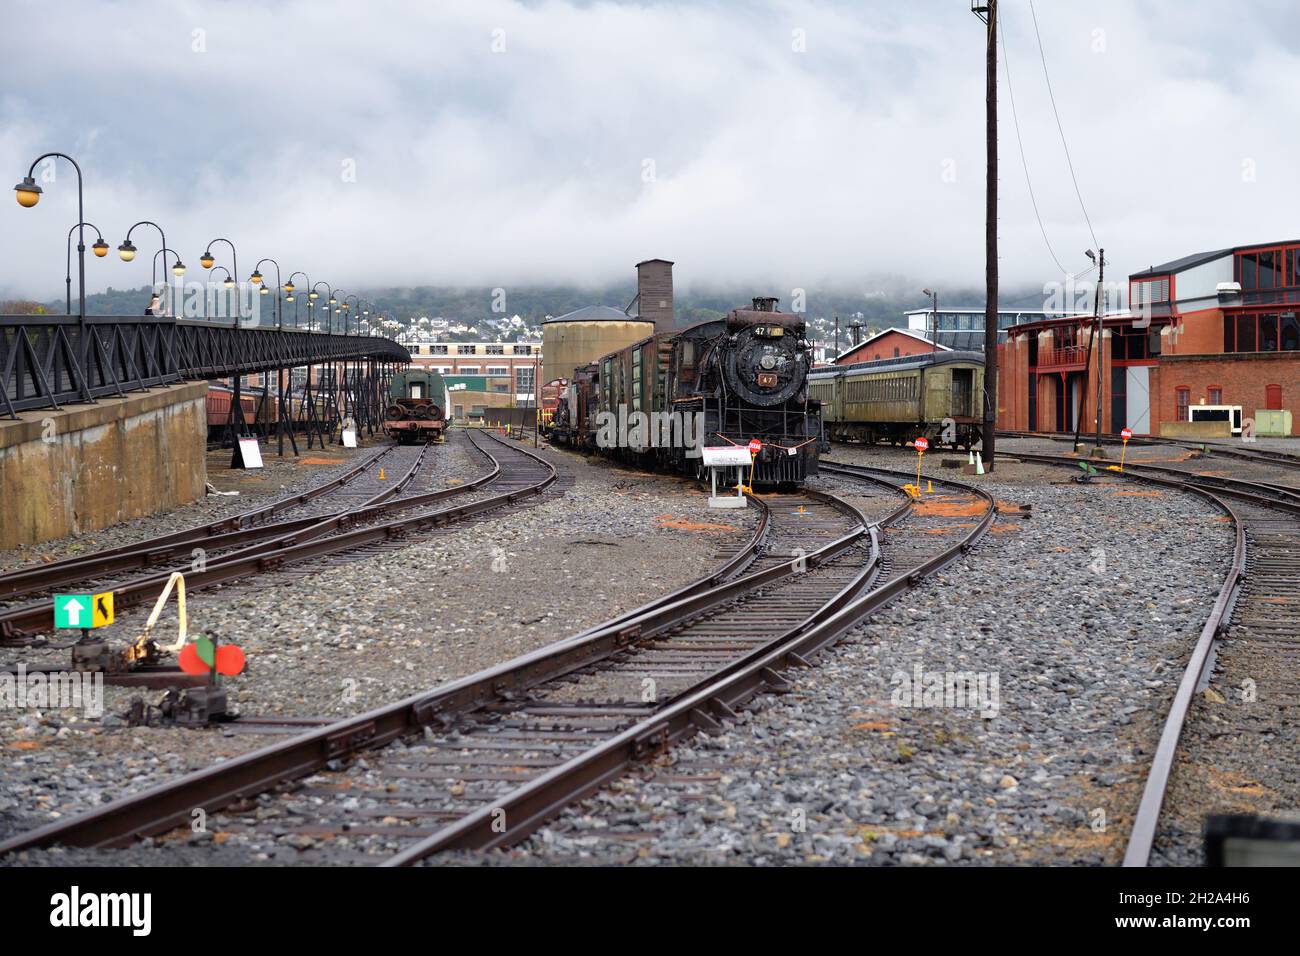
<box><xmin>996</xmin><ymin>445</ymin><xmax>1298</xmax><ymax>865</ymax></box>
<box><xmin>0</xmin><ymin>460</ymin><xmax>995</xmax><ymax>865</ymax></box>
<box><xmin>998</xmin><ymin>428</ymin><xmax>1300</xmax><ymax>471</ymax></box>
<box><xmin>0</xmin><ymin>430</ymin><xmax>553</xmax><ymax>641</ymax></box>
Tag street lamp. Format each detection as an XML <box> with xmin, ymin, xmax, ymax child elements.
<box><xmin>152</xmin><ymin>247</ymin><xmax>187</xmax><ymax>283</ymax></box>
<box><xmin>285</xmin><ymin>271</ymin><xmax>310</xmax><ymax>329</ymax></box>
<box><xmin>64</xmin><ymin>221</ymin><xmax>107</xmax><ymax>315</ymax></box>
<box><xmin>120</xmin><ymin>220</ymin><xmax>176</xmax><ymax>317</ymax></box>
<box><xmin>338</xmin><ymin>292</ymin><xmax>362</xmax><ymax>336</ymax></box>
<box><xmin>15</xmin><ymin>152</ymin><xmax>94</xmax><ymax>397</ymax></box>
<box><xmin>201</xmin><ymin>238</ymin><xmax>240</xmax><ymax>325</ymax></box>
<box><xmin>311</xmin><ymin>282</ymin><xmax>333</xmax><ymax>333</ymax></box>
<box><xmin>205</xmin><ymin>266</ymin><xmax>234</xmax><ymax>320</ymax></box>
<box><xmin>251</xmin><ymin>258</ymin><xmax>283</xmax><ymax>329</ymax></box>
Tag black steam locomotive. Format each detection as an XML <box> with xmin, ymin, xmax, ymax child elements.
<box><xmin>548</xmin><ymin>298</ymin><xmax>824</xmax><ymax>485</ymax></box>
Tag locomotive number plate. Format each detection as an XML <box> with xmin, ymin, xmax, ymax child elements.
<box><xmin>757</xmin><ymin>373</ymin><xmax>778</xmax><ymax>388</ymax></box>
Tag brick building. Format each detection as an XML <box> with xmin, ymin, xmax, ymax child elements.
<box><xmin>999</xmin><ymin>239</ymin><xmax>1300</xmax><ymax>437</ymax></box>
<box><xmin>835</xmin><ymin>327</ymin><xmax>949</xmax><ymax>364</ymax></box>
<box><xmin>406</xmin><ymin>341</ymin><xmax>542</xmax><ymax>407</ymax></box>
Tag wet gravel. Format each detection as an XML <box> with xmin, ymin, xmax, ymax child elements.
<box><xmin>0</xmin><ymin>434</ymin><xmax>754</xmax><ymax>849</ymax></box>
<box><xmin>435</xmin><ymin>446</ymin><xmax>1234</xmax><ymax>866</ymax></box>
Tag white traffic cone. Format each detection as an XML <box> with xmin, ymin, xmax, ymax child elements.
<box><xmin>968</xmin><ymin>450</ymin><xmax>975</xmax><ymax>465</ymax></box>
<box><xmin>975</xmin><ymin>452</ymin><xmax>985</xmax><ymax>475</ymax></box>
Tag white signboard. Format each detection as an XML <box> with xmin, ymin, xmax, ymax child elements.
<box><xmin>701</xmin><ymin>445</ymin><xmax>752</xmax><ymax>467</ymax></box>
<box><xmin>341</xmin><ymin>428</ymin><xmax>357</xmax><ymax>448</ymax></box>
<box><xmin>237</xmin><ymin>437</ymin><xmax>263</xmax><ymax>469</ymax></box>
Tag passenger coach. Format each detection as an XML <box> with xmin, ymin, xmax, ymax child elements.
<box><xmin>809</xmin><ymin>350</ymin><xmax>985</xmax><ymax>448</ymax></box>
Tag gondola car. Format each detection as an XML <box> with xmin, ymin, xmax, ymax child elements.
<box><xmin>549</xmin><ymin>297</ymin><xmax>824</xmax><ymax>485</ymax></box>
<box><xmin>808</xmin><ymin>350</ymin><xmax>985</xmax><ymax>449</ymax></box>
<box><xmin>385</xmin><ymin>368</ymin><xmax>449</xmax><ymax>443</ymax></box>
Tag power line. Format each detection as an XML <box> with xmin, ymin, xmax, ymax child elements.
<box><xmin>999</xmin><ymin>9</ymin><xmax>1068</xmax><ymax>277</ymax></box>
<box><xmin>1030</xmin><ymin>0</ymin><xmax>1099</xmax><ymax>250</ymax></box>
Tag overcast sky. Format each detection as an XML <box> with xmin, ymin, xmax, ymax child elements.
<box><xmin>1</xmin><ymin>0</ymin><xmax>1296</xmax><ymax>303</ymax></box>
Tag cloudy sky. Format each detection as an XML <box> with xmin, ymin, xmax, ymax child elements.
<box><xmin>1</xmin><ymin>0</ymin><xmax>1296</xmax><ymax>302</ymax></box>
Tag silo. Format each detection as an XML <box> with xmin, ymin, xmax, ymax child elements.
<box><xmin>542</xmin><ymin>305</ymin><xmax>655</xmax><ymax>386</ymax></box>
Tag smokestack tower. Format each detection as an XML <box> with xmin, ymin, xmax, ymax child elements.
<box><xmin>635</xmin><ymin>259</ymin><xmax>675</xmax><ymax>333</ymax></box>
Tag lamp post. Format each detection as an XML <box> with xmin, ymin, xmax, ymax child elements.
<box><xmin>15</xmin><ymin>152</ymin><xmax>94</xmax><ymax>399</ymax></box>
<box><xmin>204</xmin><ymin>266</ymin><xmax>234</xmax><ymax>321</ymax></box>
<box><xmin>922</xmin><ymin>288</ymin><xmax>939</xmax><ymax>354</ymax></box>
<box><xmin>284</xmin><ymin>271</ymin><xmax>309</xmax><ymax>329</ymax></box>
<box><xmin>65</xmin><ymin>222</ymin><xmax>109</xmax><ymax>314</ymax></box>
<box><xmin>251</xmin><ymin>258</ymin><xmax>282</xmax><ymax>329</ymax></box>
<box><xmin>311</xmin><ymin>282</ymin><xmax>333</xmax><ymax>334</ymax></box>
<box><xmin>338</xmin><ymin>293</ymin><xmax>361</xmax><ymax>336</ymax></box>
<box><xmin>119</xmin><ymin>221</ymin><xmax>180</xmax><ymax>319</ymax></box>
<box><xmin>201</xmin><ymin>238</ymin><xmax>240</xmax><ymax>326</ymax></box>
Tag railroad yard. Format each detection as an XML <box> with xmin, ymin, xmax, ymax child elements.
<box><xmin>1</xmin><ymin>430</ymin><xmax>1291</xmax><ymax>871</ymax></box>
<box><xmin>6</xmin><ymin>1</ymin><xmax>1297</xmax><ymax>938</ymax></box>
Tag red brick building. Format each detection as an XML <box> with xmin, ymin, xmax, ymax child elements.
<box><xmin>836</xmin><ymin>327</ymin><xmax>949</xmax><ymax>365</ymax></box>
<box><xmin>999</xmin><ymin>240</ymin><xmax>1300</xmax><ymax>437</ymax></box>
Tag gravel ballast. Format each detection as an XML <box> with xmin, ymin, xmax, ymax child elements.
<box><xmin>444</xmin><ymin>446</ymin><xmax>1234</xmax><ymax>866</ymax></box>
<box><xmin>0</xmin><ymin>434</ymin><xmax>753</xmax><ymax>848</ymax></box>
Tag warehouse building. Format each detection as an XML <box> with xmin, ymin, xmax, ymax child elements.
<box><xmin>998</xmin><ymin>239</ymin><xmax>1300</xmax><ymax>437</ymax></box>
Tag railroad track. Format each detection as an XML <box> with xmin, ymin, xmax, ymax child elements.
<box><xmin>996</xmin><ymin>447</ymin><xmax>1300</xmax><ymax>865</ymax></box>
<box><xmin>0</xmin><ymin>461</ymin><xmax>994</xmax><ymax>865</ymax></box>
<box><xmin>0</xmin><ymin>430</ymin><xmax>551</xmax><ymax>641</ymax></box>
<box><xmin>998</xmin><ymin>428</ymin><xmax>1300</xmax><ymax>471</ymax></box>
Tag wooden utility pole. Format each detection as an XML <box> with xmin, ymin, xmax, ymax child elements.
<box><xmin>1092</xmin><ymin>249</ymin><xmax>1106</xmax><ymax>453</ymax></box>
<box><xmin>975</xmin><ymin>0</ymin><xmax>998</xmax><ymax>471</ymax></box>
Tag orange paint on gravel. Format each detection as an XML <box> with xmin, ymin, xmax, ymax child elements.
<box><xmin>655</xmin><ymin>514</ymin><xmax>738</xmax><ymax>534</ymax></box>
<box><xmin>911</xmin><ymin>496</ymin><xmax>987</xmax><ymax>517</ymax></box>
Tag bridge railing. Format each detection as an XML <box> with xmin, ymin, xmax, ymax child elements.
<box><xmin>1</xmin><ymin>314</ymin><xmax>409</xmax><ymax>418</ymax></box>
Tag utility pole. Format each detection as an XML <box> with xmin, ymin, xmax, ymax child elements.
<box><xmin>834</xmin><ymin>315</ymin><xmax>840</xmax><ymax>360</ymax></box>
<box><xmin>923</xmin><ymin>288</ymin><xmax>939</xmax><ymax>353</ymax></box>
<box><xmin>973</xmin><ymin>0</ymin><xmax>998</xmax><ymax>471</ymax></box>
<box><xmin>1071</xmin><ymin>248</ymin><xmax>1105</xmax><ymax>453</ymax></box>
<box><xmin>1092</xmin><ymin>249</ymin><xmax>1106</xmax><ymax>454</ymax></box>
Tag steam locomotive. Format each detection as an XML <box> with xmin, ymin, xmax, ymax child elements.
<box><xmin>548</xmin><ymin>298</ymin><xmax>824</xmax><ymax>485</ymax></box>
<box><xmin>385</xmin><ymin>368</ymin><xmax>449</xmax><ymax>443</ymax></box>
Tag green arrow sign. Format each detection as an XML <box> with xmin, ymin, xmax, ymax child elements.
<box><xmin>54</xmin><ymin>594</ymin><xmax>93</xmax><ymax>629</ymax></box>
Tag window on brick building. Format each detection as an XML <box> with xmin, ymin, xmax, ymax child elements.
<box><xmin>1176</xmin><ymin>387</ymin><xmax>1190</xmax><ymax>421</ymax></box>
<box><xmin>1208</xmin><ymin>386</ymin><xmax>1223</xmax><ymax>405</ymax></box>
<box><xmin>1266</xmin><ymin>384</ymin><xmax>1283</xmax><ymax>410</ymax></box>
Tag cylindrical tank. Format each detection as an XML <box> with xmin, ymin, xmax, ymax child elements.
<box><xmin>542</xmin><ymin>306</ymin><xmax>655</xmax><ymax>386</ymax></box>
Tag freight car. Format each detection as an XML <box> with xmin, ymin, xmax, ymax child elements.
<box><xmin>548</xmin><ymin>297</ymin><xmax>824</xmax><ymax>485</ymax></box>
<box><xmin>808</xmin><ymin>350</ymin><xmax>985</xmax><ymax>449</ymax></box>
<box><xmin>385</xmin><ymin>368</ymin><xmax>449</xmax><ymax>443</ymax></box>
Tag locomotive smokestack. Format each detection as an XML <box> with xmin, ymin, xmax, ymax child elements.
<box><xmin>636</xmin><ymin>259</ymin><xmax>675</xmax><ymax>332</ymax></box>
<box><xmin>751</xmin><ymin>296</ymin><xmax>779</xmax><ymax>312</ymax></box>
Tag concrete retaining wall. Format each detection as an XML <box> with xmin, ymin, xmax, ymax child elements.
<box><xmin>0</xmin><ymin>382</ymin><xmax>208</xmax><ymax>549</ymax></box>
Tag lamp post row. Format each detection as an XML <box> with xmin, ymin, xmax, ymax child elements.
<box><xmin>15</xmin><ymin>154</ymin><xmax>374</xmax><ymax>337</ymax></box>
